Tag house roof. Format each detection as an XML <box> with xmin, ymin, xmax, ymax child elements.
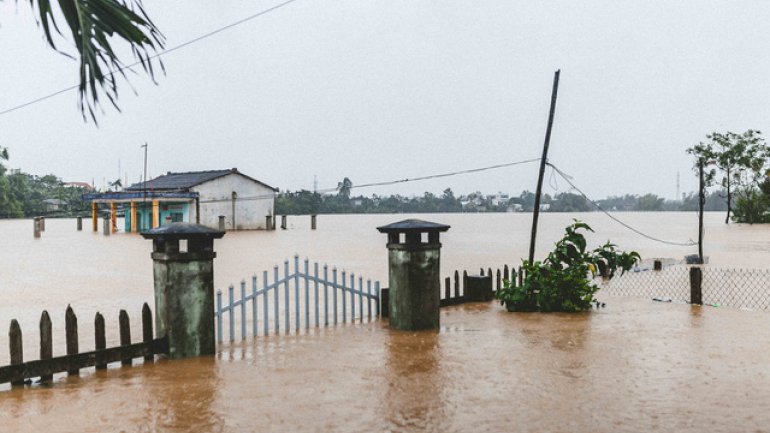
<box><xmin>125</xmin><ymin>168</ymin><xmax>277</xmax><ymax>192</ymax></box>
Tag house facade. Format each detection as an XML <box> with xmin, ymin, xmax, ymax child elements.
<box><xmin>84</xmin><ymin>168</ymin><xmax>277</xmax><ymax>232</ymax></box>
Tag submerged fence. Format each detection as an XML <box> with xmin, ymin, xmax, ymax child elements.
<box><xmin>0</xmin><ymin>303</ymin><xmax>167</xmax><ymax>387</ymax></box>
<box><xmin>597</xmin><ymin>266</ymin><xmax>770</xmax><ymax>310</ymax></box>
<box><xmin>215</xmin><ymin>256</ymin><xmax>381</xmax><ymax>342</ymax></box>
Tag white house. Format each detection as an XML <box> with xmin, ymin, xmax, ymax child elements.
<box><xmin>86</xmin><ymin>168</ymin><xmax>278</xmax><ymax>231</ymax></box>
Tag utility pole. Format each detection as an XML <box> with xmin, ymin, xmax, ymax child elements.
<box><xmin>698</xmin><ymin>159</ymin><xmax>705</xmax><ymax>264</ymax></box>
<box><xmin>528</xmin><ymin>69</ymin><xmax>561</xmax><ymax>264</ymax></box>
<box><xmin>141</xmin><ymin>143</ymin><xmax>148</xmax><ymax>209</ymax></box>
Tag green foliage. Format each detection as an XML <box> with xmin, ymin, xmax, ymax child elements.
<box><xmin>28</xmin><ymin>0</ymin><xmax>165</xmax><ymax>120</ymax></box>
<box><xmin>496</xmin><ymin>221</ymin><xmax>640</xmax><ymax>312</ymax></box>
<box><xmin>635</xmin><ymin>193</ymin><xmax>664</xmax><ymax>211</ymax></box>
<box><xmin>687</xmin><ymin>130</ymin><xmax>769</xmax><ymax>223</ymax></box>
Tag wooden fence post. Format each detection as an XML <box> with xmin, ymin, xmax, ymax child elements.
<box><xmin>504</xmin><ymin>265</ymin><xmax>509</xmax><ymax>282</ymax></box>
<box><xmin>142</xmin><ymin>304</ymin><xmax>153</xmax><ymax>362</ymax></box>
<box><xmin>444</xmin><ymin>277</ymin><xmax>450</xmax><ymax>300</ymax></box>
<box><xmin>119</xmin><ymin>310</ymin><xmax>131</xmax><ymax>366</ymax></box>
<box><xmin>453</xmin><ymin>271</ymin><xmax>459</xmax><ymax>298</ymax></box>
<box><xmin>518</xmin><ymin>266</ymin><xmax>524</xmax><ymax>286</ymax></box>
<box><xmin>379</xmin><ymin>288</ymin><xmax>390</xmax><ymax>318</ymax></box>
<box><xmin>40</xmin><ymin>311</ymin><xmax>53</xmax><ymax>382</ymax></box>
<box><xmin>94</xmin><ymin>312</ymin><xmax>106</xmax><ymax>370</ymax></box>
<box><xmin>479</xmin><ymin>268</ymin><xmax>484</xmax><ymax>276</ymax></box>
<box><xmin>462</xmin><ymin>271</ymin><xmax>468</xmax><ymax>297</ymax></box>
<box><xmin>496</xmin><ymin>269</ymin><xmax>501</xmax><ymax>290</ymax></box>
<box><xmin>65</xmin><ymin>305</ymin><xmax>79</xmax><ymax>375</ymax></box>
<box><xmin>690</xmin><ymin>267</ymin><xmax>703</xmax><ymax>305</ymax></box>
<box><xmin>9</xmin><ymin>320</ymin><xmax>23</xmax><ymax>387</ymax></box>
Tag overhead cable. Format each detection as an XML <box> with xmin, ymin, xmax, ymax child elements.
<box><xmin>547</xmin><ymin>162</ymin><xmax>697</xmax><ymax>247</ymax></box>
<box><xmin>197</xmin><ymin>157</ymin><xmax>542</xmax><ymax>204</ymax></box>
<box><xmin>0</xmin><ymin>0</ymin><xmax>301</xmax><ymax>117</ymax></box>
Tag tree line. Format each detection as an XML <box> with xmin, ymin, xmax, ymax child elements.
<box><xmin>275</xmin><ymin>182</ymin><xmax>727</xmax><ymax>215</ymax></box>
<box><xmin>0</xmin><ymin>150</ymin><xmax>90</xmax><ymax>218</ymax></box>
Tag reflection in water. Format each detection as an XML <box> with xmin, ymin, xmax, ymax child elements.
<box><xmin>381</xmin><ymin>331</ymin><xmax>447</xmax><ymax>432</ymax></box>
<box><xmin>139</xmin><ymin>357</ymin><xmax>224</xmax><ymax>432</ymax></box>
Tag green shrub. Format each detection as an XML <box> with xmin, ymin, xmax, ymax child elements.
<box><xmin>496</xmin><ymin>220</ymin><xmax>640</xmax><ymax>312</ymax></box>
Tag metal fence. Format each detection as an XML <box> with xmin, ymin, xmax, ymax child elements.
<box><xmin>215</xmin><ymin>256</ymin><xmax>381</xmax><ymax>343</ymax></box>
<box><xmin>597</xmin><ymin>266</ymin><xmax>770</xmax><ymax>310</ymax></box>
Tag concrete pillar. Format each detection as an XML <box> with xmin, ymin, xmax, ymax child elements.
<box><xmin>110</xmin><ymin>202</ymin><xmax>117</xmax><ymax>233</ymax></box>
<box><xmin>130</xmin><ymin>202</ymin><xmax>138</xmax><ymax>233</ymax></box>
<box><xmin>77</xmin><ymin>216</ymin><xmax>83</xmax><ymax>231</ymax></box>
<box><xmin>377</xmin><ymin>219</ymin><xmax>450</xmax><ymax>331</ymax></box>
<box><xmin>142</xmin><ymin>223</ymin><xmax>225</xmax><ymax>359</ymax></box>
<box><xmin>92</xmin><ymin>202</ymin><xmax>98</xmax><ymax>232</ymax></box>
<box><xmin>690</xmin><ymin>267</ymin><xmax>703</xmax><ymax>305</ymax></box>
<box><xmin>265</xmin><ymin>215</ymin><xmax>272</xmax><ymax>231</ymax></box>
<box><xmin>280</xmin><ymin>215</ymin><xmax>287</xmax><ymax>230</ymax></box>
<box><xmin>102</xmin><ymin>216</ymin><xmax>110</xmax><ymax>236</ymax></box>
<box><xmin>311</xmin><ymin>214</ymin><xmax>317</xmax><ymax>230</ymax></box>
<box><xmin>33</xmin><ymin>217</ymin><xmax>41</xmax><ymax>238</ymax></box>
<box><xmin>152</xmin><ymin>200</ymin><xmax>160</xmax><ymax>228</ymax></box>
<box><xmin>465</xmin><ymin>275</ymin><xmax>493</xmax><ymax>302</ymax></box>
<box><xmin>218</xmin><ymin>215</ymin><xmax>226</xmax><ymax>231</ymax></box>
<box><xmin>39</xmin><ymin>217</ymin><xmax>45</xmax><ymax>232</ymax></box>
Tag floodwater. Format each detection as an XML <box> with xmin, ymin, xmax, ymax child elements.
<box><xmin>2</xmin><ymin>212</ymin><xmax>770</xmax><ymax>432</ymax></box>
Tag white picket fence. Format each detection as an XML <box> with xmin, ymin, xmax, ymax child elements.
<box><xmin>215</xmin><ymin>256</ymin><xmax>381</xmax><ymax>343</ymax></box>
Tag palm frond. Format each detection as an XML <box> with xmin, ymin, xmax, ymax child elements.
<box><xmin>29</xmin><ymin>0</ymin><xmax>165</xmax><ymax>122</ymax></box>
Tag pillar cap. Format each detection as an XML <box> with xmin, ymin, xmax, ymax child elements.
<box><xmin>376</xmin><ymin>219</ymin><xmax>450</xmax><ymax>234</ymax></box>
<box><xmin>141</xmin><ymin>222</ymin><xmax>225</xmax><ymax>240</ymax></box>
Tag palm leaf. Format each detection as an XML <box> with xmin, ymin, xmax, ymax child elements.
<box><xmin>28</xmin><ymin>0</ymin><xmax>165</xmax><ymax>121</ymax></box>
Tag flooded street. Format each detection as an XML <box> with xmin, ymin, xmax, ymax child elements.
<box><xmin>2</xmin><ymin>212</ymin><xmax>770</xmax><ymax>431</ymax></box>
<box><xmin>3</xmin><ymin>298</ymin><xmax>770</xmax><ymax>432</ymax></box>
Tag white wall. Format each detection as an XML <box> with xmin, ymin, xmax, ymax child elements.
<box><xmin>192</xmin><ymin>173</ymin><xmax>275</xmax><ymax>230</ymax></box>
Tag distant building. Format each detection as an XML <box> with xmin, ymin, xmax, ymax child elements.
<box><xmin>64</xmin><ymin>182</ymin><xmax>95</xmax><ymax>190</ymax></box>
<box><xmin>42</xmin><ymin>198</ymin><xmax>67</xmax><ymax>212</ymax></box>
<box><xmin>84</xmin><ymin>168</ymin><xmax>277</xmax><ymax>231</ymax></box>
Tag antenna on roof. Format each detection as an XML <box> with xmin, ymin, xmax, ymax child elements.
<box><xmin>141</xmin><ymin>143</ymin><xmax>148</xmax><ymax>205</ymax></box>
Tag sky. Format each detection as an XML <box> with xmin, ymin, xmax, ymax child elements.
<box><xmin>1</xmin><ymin>0</ymin><xmax>769</xmax><ymax>199</ymax></box>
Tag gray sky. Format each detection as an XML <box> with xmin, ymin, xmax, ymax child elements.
<box><xmin>1</xmin><ymin>0</ymin><xmax>769</xmax><ymax>199</ymax></box>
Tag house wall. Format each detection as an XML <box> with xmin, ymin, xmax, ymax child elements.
<box><xmin>192</xmin><ymin>174</ymin><xmax>274</xmax><ymax>230</ymax></box>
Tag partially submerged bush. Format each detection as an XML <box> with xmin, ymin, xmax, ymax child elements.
<box><xmin>496</xmin><ymin>221</ymin><xmax>640</xmax><ymax>312</ymax></box>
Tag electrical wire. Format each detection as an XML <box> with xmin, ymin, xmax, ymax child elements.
<box><xmin>0</xmin><ymin>0</ymin><xmax>301</xmax><ymax>117</ymax></box>
<box><xmin>546</xmin><ymin>162</ymin><xmax>697</xmax><ymax>247</ymax></box>
<box><xmin>197</xmin><ymin>157</ymin><xmax>542</xmax><ymax>204</ymax></box>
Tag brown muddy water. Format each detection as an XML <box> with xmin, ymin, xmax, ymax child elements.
<box><xmin>2</xmin><ymin>212</ymin><xmax>770</xmax><ymax>432</ymax></box>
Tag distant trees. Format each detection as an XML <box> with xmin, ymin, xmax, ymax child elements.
<box><xmin>0</xmin><ymin>151</ymin><xmax>88</xmax><ymax>218</ymax></box>
<box><xmin>688</xmin><ymin>130</ymin><xmax>770</xmax><ymax>224</ymax></box>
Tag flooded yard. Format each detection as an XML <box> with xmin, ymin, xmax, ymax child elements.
<box><xmin>2</xmin><ymin>297</ymin><xmax>770</xmax><ymax>432</ymax></box>
<box><xmin>2</xmin><ymin>213</ymin><xmax>770</xmax><ymax>431</ymax></box>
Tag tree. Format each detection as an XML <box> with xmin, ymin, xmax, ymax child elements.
<box><xmin>336</xmin><ymin>177</ymin><xmax>352</xmax><ymax>200</ymax></box>
<box><xmin>687</xmin><ymin>130</ymin><xmax>769</xmax><ymax>223</ymax></box>
<box><xmin>549</xmin><ymin>192</ymin><xmax>590</xmax><ymax>212</ymax></box>
<box><xmin>24</xmin><ymin>0</ymin><xmax>165</xmax><ymax>119</ymax></box>
<box><xmin>635</xmin><ymin>193</ymin><xmax>664</xmax><ymax>211</ymax></box>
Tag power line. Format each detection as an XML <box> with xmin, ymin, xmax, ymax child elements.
<box><xmin>547</xmin><ymin>162</ymin><xmax>697</xmax><ymax>247</ymax></box>
<box><xmin>197</xmin><ymin>157</ymin><xmax>542</xmax><ymax>204</ymax></box>
<box><xmin>0</xmin><ymin>0</ymin><xmax>301</xmax><ymax>117</ymax></box>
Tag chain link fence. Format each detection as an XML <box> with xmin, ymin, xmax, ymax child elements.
<box><xmin>596</xmin><ymin>266</ymin><xmax>770</xmax><ymax>311</ymax></box>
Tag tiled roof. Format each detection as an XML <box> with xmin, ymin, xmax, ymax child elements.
<box><xmin>125</xmin><ymin>170</ymin><xmax>233</xmax><ymax>191</ymax></box>
<box><xmin>125</xmin><ymin>168</ymin><xmax>277</xmax><ymax>192</ymax></box>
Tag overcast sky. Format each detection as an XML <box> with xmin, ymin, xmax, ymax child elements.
<box><xmin>1</xmin><ymin>1</ymin><xmax>769</xmax><ymax>199</ymax></box>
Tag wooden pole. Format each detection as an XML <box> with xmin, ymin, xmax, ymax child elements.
<box><xmin>40</xmin><ymin>311</ymin><xmax>52</xmax><ymax>382</ymax></box>
<box><xmin>65</xmin><ymin>305</ymin><xmax>79</xmax><ymax>375</ymax></box>
<box><xmin>9</xmin><ymin>320</ymin><xmax>23</xmax><ymax>387</ymax></box>
<box><xmin>528</xmin><ymin>69</ymin><xmax>561</xmax><ymax>264</ymax></box>
<box><xmin>698</xmin><ymin>159</ymin><xmax>705</xmax><ymax>264</ymax></box>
